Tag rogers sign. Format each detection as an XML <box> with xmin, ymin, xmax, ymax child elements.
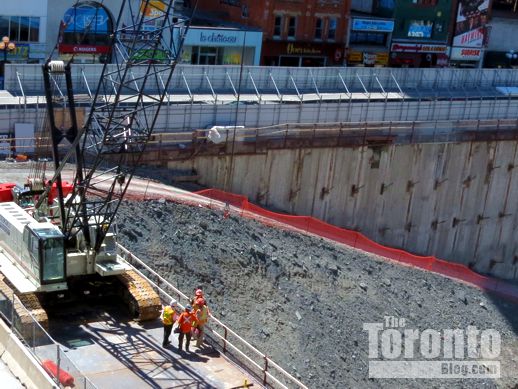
<box><xmin>59</xmin><ymin>44</ymin><xmax>111</xmax><ymax>54</ymax></box>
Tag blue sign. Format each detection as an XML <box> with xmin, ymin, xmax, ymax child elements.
<box><xmin>63</xmin><ymin>4</ymin><xmax>111</xmax><ymax>34</ymax></box>
<box><xmin>352</xmin><ymin>19</ymin><xmax>394</xmax><ymax>32</ymax></box>
<box><xmin>407</xmin><ymin>20</ymin><xmax>433</xmax><ymax>39</ymax></box>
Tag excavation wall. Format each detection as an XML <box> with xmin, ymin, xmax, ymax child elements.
<box><xmin>168</xmin><ymin>140</ymin><xmax>518</xmax><ymax>280</ymax></box>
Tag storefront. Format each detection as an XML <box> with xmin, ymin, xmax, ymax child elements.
<box><xmin>347</xmin><ymin>17</ymin><xmax>394</xmax><ymax>67</ymax></box>
<box><xmin>390</xmin><ymin>42</ymin><xmax>449</xmax><ymax>68</ymax></box>
<box><xmin>450</xmin><ymin>0</ymin><xmax>489</xmax><ymax>68</ymax></box>
<box><xmin>58</xmin><ymin>1</ymin><xmax>114</xmax><ymax>64</ymax></box>
<box><xmin>261</xmin><ymin>41</ymin><xmax>344</xmax><ymax>67</ymax></box>
<box><xmin>178</xmin><ymin>27</ymin><xmax>262</xmax><ymax>65</ymax></box>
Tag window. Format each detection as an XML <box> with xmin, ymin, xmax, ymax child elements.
<box><xmin>328</xmin><ymin>18</ymin><xmax>337</xmax><ymax>40</ymax></box>
<box><xmin>287</xmin><ymin>16</ymin><xmax>297</xmax><ymax>39</ymax></box>
<box><xmin>274</xmin><ymin>15</ymin><xmax>283</xmax><ymax>38</ymax></box>
<box><xmin>0</xmin><ymin>16</ymin><xmax>9</xmax><ymax>38</ymax></box>
<box><xmin>42</xmin><ymin>238</ymin><xmax>65</xmax><ymax>282</ymax></box>
<box><xmin>0</xmin><ymin>16</ymin><xmax>41</xmax><ymax>42</ymax></box>
<box><xmin>315</xmin><ymin>18</ymin><xmax>323</xmax><ymax>40</ymax></box>
<box><xmin>350</xmin><ymin>31</ymin><xmax>387</xmax><ymax>46</ymax></box>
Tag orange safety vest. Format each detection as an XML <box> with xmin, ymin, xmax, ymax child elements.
<box><xmin>177</xmin><ymin>311</ymin><xmax>196</xmax><ymax>333</ymax></box>
<box><xmin>162</xmin><ymin>306</ymin><xmax>174</xmax><ymax>326</ymax></box>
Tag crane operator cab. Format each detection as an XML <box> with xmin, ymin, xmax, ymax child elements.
<box><xmin>0</xmin><ymin>202</ymin><xmax>67</xmax><ymax>294</ymax></box>
<box><xmin>23</xmin><ymin>224</ymin><xmax>66</xmax><ymax>288</ymax></box>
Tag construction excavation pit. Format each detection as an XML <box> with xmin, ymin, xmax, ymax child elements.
<box><xmin>115</xmin><ymin>195</ymin><xmax>518</xmax><ymax>388</ymax></box>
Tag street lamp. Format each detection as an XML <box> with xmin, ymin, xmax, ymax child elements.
<box><xmin>0</xmin><ymin>36</ymin><xmax>16</xmax><ymax>63</ymax></box>
<box><xmin>505</xmin><ymin>50</ymin><xmax>518</xmax><ymax>68</ymax></box>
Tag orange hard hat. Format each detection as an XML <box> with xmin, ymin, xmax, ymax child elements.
<box><xmin>195</xmin><ymin>289</ymin><xmax>203</xmax><ymax>297</ymax></box>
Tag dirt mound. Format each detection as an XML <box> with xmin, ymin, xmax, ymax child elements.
<box><xmin>117</xmin><ymin>199</ymin><xmax>518</xmax><ymax>388</ymax></box>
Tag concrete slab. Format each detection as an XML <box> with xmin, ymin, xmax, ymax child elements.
<box><xmin>39</xmin><ymin>306</ymin><xmax>258</xmax><ymax>389</ymax></box>
<box><xmin>0</xmin><ymin>358</ymin><xmax>23</xmax><ymax>389</ymax></box>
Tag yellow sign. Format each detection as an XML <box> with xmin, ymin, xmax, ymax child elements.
<box><xmin>375</xmin><ymin>52</ymin><xmax>389</xmax><ymax>66</ymax></box>
<box><xmin>140</xmin><ymin>0</ymin><xmax>167</xmax><ymax>17</ymax></box>
<box><xmin>348</xmin><ymin>51</ymin><xmax>363</xmax><ymax>62</ymax></box>
<box><xmin>286</xmin><ymin>43</ymin><xmax>321</xmax><ymax>55</ymax></box>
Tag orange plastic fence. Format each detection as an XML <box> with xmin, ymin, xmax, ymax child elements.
<box><xmin>195</xmin><ymin>188</ymin><xmax>518</xmax><ymax>303</ymax></box>
<box><xmin>0</xmin><ymin>182</ymin><xmax>73</xmax><ymax>204</ymax></box>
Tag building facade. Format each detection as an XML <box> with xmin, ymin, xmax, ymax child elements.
<box><xmin>347</xmin><ymin>0</ymin><xmax>395</xmax><ymax>67</ymax></box>
<box><xmin>390</xmin><ymin>0</ymin><xmax>454</xmax><ymax>67</ymax></box>
<box><xmin>449</xmin><ymin>0</ymin><xmax>490</xmax><ymax>68</ymax></box>
<box><xmin>196</xmin><ymin>0</ymin><xmax>351</xmax><ymax>67</ymax></box>
<box><xmin>0</xmin><ymin>1</ymin><xmax>48</xmax><ymax>64</ymax></box>
<box><xmin>484</xmin><ymin>0</ymin><xmax>518</xmax><ymax>68</ymax></box>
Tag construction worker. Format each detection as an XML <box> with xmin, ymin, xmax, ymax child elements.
<box><xmin>193</xmin><ymin>297</ymin><xmax>210</xmax><ymax>348</ymax></box>
<box><xmin>176</xmin><ymin>304</ymin><xmax>196</xmax><ymax>352</ymax></box>
<box><xmin>190</xmin><ymin>288</ymin><xmax>204</xmax><ymax>305</ymax></box>
<box><xmin>160</xmin><ymin>300</ymin><xmax>177</xmax><ymax>347</ymax></box>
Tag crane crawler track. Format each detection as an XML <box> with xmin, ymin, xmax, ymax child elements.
<box><xmin>0</xmin><ymin>274</ymin><xmax>48</xmax><ymax>338</ymax></box>
<box><xmin>117</xmin><ymin>270</ymin><xmax>161</xmax><ymax>321</ymax></box>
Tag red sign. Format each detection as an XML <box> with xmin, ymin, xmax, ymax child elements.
<box><xmin>59</xmin><ymin>44</ymin><xmax>111</xmax><ymax>54</ymax></box>
<box><xmin>450</xmin><ymin>47</ymin><xmax>482</xmax><ymax>60</ymax></box>
<box><xmin>391</xmin><ymin>43</ymin><xmax>447</xmax><ymax>54</ymax></box>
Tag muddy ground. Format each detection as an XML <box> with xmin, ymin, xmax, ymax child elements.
<box><xmin>117</xmin><ymin>199</ymin><xmax>518</xmax><ymax>389</ymax></box>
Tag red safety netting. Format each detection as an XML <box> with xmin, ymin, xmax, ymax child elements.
<box><xmin>195</xmin><ymin>188</ymin><xmax>518</xmax><ymax>303</ymax></box>
<box><xmin>0</xmin><ymin>182</ymin><xmax>73</xmax><ymax>204</ymax></box>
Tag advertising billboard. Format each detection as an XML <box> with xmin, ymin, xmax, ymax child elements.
<box><xmin>453</xmin><ymin>0</ymin><xmax>489</xmax><ymax>48</ymax></box>
<box><xmin>63</xmin><ymin>3</ymin><xmax>111</xmax><ymax>35</ymax></box>
<box><xmin>59</xmin><ymin>2</ymin><xmax>113</xmax><ymax>56</ymax></box>
<box><xmin>140</xmin><ymin>0</ymin><xmax>167</xmax><ymax>32</ymax></box>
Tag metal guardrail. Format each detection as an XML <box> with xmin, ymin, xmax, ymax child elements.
<box><xmin>117</xmin><ymin>244</ymin><xmax>308</xmax><ymax>389</ymax></box>
<box><xmin>0</xmin><ymin>289</ymin><xmax>97</xmax><ymax>389</ymax></box>
<box><xmin>3</xmin><ymin>118</ymin><xmax>518</xmax><ymax>161</ymax></box>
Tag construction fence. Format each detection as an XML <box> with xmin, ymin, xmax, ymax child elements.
<box><xmin>194</xmin><ymin>188</ymin><xmax>518</xmax><ymax>304</ymax></box>
<box><xmin>0</xmin><ymin>289</ymin><xmax>97</xmax><ymax>388</ymax></box>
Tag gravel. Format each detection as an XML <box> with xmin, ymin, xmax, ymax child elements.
<box><xmin>117</xmin><ymin>199</ymin><xmax>518</xmax><ymax>388</ymax></box>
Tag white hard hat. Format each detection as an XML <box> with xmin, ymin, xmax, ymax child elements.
<box><xmin>169</xmin><ymin>299</ymin><xmax>177</xmax><ymax>306</ymax></box>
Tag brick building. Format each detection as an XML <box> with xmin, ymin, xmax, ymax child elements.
<box><xmin>195</xmin><ymin>0</ymin><xmax>351</xmax><ymax>67</ymax></box>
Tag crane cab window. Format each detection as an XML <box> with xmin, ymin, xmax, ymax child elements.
<box><xmin>30</xmin><ymin>227</ymin><xmax>66</xmax><ymax>284</ymax></box>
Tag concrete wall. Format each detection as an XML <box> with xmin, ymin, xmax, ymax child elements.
<box><xmin>169</xmin><ymin>140</ymin><xmax>518</xmax><ymax>280</ymax></box>
<box><xmin>0</xmin><ymin>320</ymin><xmax>57</xmax><ymax>389</ymax></box>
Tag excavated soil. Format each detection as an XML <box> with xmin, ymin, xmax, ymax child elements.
<box><xmin>117</xmin><ymin>199</ymin><xmax>518</xmax><ymax>388</ymax></box>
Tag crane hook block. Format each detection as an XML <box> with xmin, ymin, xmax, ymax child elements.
<box><xmin>49</xmin><ymin>61</ymin><xmax>66</xmax><ymax>74</ymax></box>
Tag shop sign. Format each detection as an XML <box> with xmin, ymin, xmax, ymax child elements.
<box><xmin>375</xmin><ymin>52</ymin><xmax>389</xmax><ymax>66</ymax></box>
<box><xmin>200</xmin><ymin>32</ymin><xmax>238</xmax><ymax>44</ymax></box>
<box><xmin>352</xmin><ymin>19</ymin><xmax>394</xmax><ymax>32</ymax></box>
<box><xmin>6</xmin><ymin>44</ymin><xmax>29</xmax><ymax>61</ymax></box>
<box><xmin>286</xmin><ymin>43</ymin><xmax>321</xmax><ymax>55</ymax></box>
<box><xmin>363</xmin><ymin>53</ymin><xmax>376</xmax><ymax>65</ymax></box>
<box><xmin>391</xmin><ymin>43</ymin><xmax>447</xmax><ymax>53</ymax></box>
<box><xmin>29</xmin><ymin>43</ymin><xmax>47</xmax><ymax>59</ymax></box>
<box><xmin>59</xmin><ymin>44</ymin><xmax>111</xmax><ymax>54</ymax></box>
<box><xmin>454</xmin><ymin>0</ymin><xmax>489</xmax><ymax>48</ymax></box>
<box><xmin>348</xmin><ymin>51</ymin><xmax>363</xmax><ymax>62</ymax></box>
<box><xmin>348</xmin><ymin>51</ymin><xmax>389</xmax><ymax>66</ymax></box>
<box><xmin>450</xmin><ymin>47</ymin><xmax>482</xmax><ymax>61</ymax></box>
<box><xmin>131</xmin><ymin>49</ymin><xmax>168</xmax><ymax>61</ymax></box>
<box><xmin>453</xmin><ymin>27</ymin><xmax>484</xmax><ymax>48</ymax></box>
